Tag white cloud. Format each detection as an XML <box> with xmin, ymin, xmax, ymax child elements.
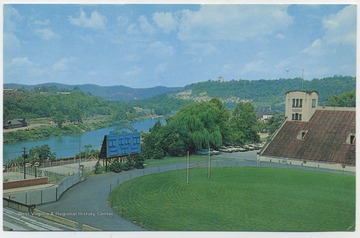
<box><xmin>322</xmin><ymin>5</ymin><xmax>356</xmax><ymax>45</ymax></box>
<box><xmin>6</xmin><ymin>57</ymin><xmax>47</xmax><ymax>79</ymax></box>
<box><xmin>243</xmin><ymin>60</ymin><xmax>266</xmax><ymax>73</ymax></box>
<box><xmin>117</xmin><ymin>15</ymin><xmax>129</xmax><ymax>27</ymax></box>
<box><xmin>301</xmin><ymin>5</ymin><xmax>356</xmax><ymax>66</ymax></box>
<box><xmin>184</xmin><ymin>42</ymin><xmax>217</xmax><ymax>56</ymax></box>
<box><xmin>125</xmin><ymin>66</ymin><xmax>142</xmax><ymax>78</ymax></box>
<box><xmin>123</xmin><ymin>54</ymin><xmax>141</xmax><ymax>62</ymax></box>
<box><xmin>126</xmin><ymin>23</ymin><xmax>139</xmax><ymax>35</ymax></box>
<box><xmin>153</xmin><ymin>12</ymin><xmax>178</xmax><ymax>34</ymax></box>
<box><xmin>275</xmin><ymin>33</ymin><xmax>285</xmax><ymax>40</ymax></box>
<box><xmin>4</xmin><ymin>32</ymin><xmax>21</xmax><ymax>51</ymax></box>
<box><xmin>302</xmin><ymin>38</ymin><xmax>324</xmax><ymax>56</ymax></box>
<box><xmin>69</xmin><ymin>10</ymin><xmax>106</xmax><ymax>30</ymax></box>
<box><xmin>52</xmin><ymin>57</ymin><xmax>75</xmax><ymax>71</ymax></box>
<box><xmin>34</xmin><ymin>19</ymin><xmax>50</xmax><ymax>26</ymax></box>
<box><xmin>34</xmin><ymin>28</ymin><xmax>60</xmax><ymax>40</ymax></box>
<box><xmin>177</xmin><ymin>5</ymin><xmax>293</xmax><ymax>41</ymax></box>
<box><xmin>126</xmin><ymin>16</ymin><xmax>155</xmax><ymax>36</ymax></box>
<box><xmin>146</xmin><ymin>41</ymin><xmax>175</xmax><ymax>58</ymax></box>
<box><xmin>154</xmin><ymin>63</ymin><xmax>167</xmax><ymax>74</ymax></box>
<box><xmin>10</xmin><ymin>57</ymin><xmax>33</xmax><ymax>67</ymax></box>
<box><xmin>4</xmin><ymin>5</ymin><xmax>22</xmax><ymax>32</ymax></box>
<box><xmin>138</xmin><ymin>15</ymin><xmax>155</xmax><ymax>35</ymax></box>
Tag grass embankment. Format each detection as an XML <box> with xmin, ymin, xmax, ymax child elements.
<box><xmin>110</xmin><ymin>167</ymin><xmax>355</xmax><ymax>231</ymax></box>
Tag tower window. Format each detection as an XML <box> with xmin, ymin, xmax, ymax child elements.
<box><xmin>292</xmin><ymin>98</ymin><xmax>303</xmax><ymax>108</ymax></box>
<box><xmin>312</xmin><ymin>99</ymin><xmax>316</xmax><ymax>108</ymax></box>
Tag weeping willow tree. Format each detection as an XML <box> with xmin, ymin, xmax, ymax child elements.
<box><xmin>142</xmin><ymin>99</ymin><xmax>259</xmax><ymax>158</ymax></box>
<box><xmin>168</xmin><ymin>101</ymin><xmax>226</xmax><ymax>152</ymax></box>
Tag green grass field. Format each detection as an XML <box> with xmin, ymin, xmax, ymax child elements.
<box><xmin>110</xmin><ymin>167</ymin><xmax>355</xmax><ymax>231</ymax></box>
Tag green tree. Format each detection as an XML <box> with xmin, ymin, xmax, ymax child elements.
<box><xmin>141</xmin><ymin>121</ymin><xmax>165</xmax><ymax>160</ymax></box>
<box><xmin>172</xmin><ymin>102</ymin><xmax>224</xmax><ymax>150</ymax></box>
<box><xmin>29</xmin><ymin>144</ymin><xmax>56</xmax><ymax>165</ymax></box>
<box><xmin>231</xmin><ymin>102</ymin><xmax>260</xmax><ymax>144</ymax></box>
<box><xmin>54</xmin><ymin>112</ymin><xmax>66</xmax><ymax>128</ymax></box>
<box><xmin>209</xmin><ymin>98</ymin><xmax>233</xmax><ymax>145</ymax></box>
<box><xmin>161</xmin><ymin>123</ymin><xmax>191</xmax><ymax>156</ymax></box>
<box><xmin>325</xmin><ymin>90</ymin><xmax>356</xmax><ymax>107</ymax></box>
<box><xmin>266</xmin><ymin>113</ymin><xmax>285</xmax><ymax>135</ymax></box>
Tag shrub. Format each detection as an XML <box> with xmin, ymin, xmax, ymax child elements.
<box><xmin>109</xmin><ymin>161</ymin><xmax>124</xmax><ymax>173</ymax></box>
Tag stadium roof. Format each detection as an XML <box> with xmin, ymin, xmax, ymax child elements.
<box><xmin>260</xmin><ymin>109</ymin><xmax>356</xmax><ymax>165</ymax></box>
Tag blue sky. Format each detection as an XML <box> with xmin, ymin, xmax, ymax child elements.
<box><xmin>3</xmin><ymin>4</ymin><xmax>357</xmax><ymax>88</ymax></box>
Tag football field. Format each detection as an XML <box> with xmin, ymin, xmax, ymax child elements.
<box><xmin>110</xmin><ymin>167</ymin><xmax>355</xmax><ymax>231</ymax></box>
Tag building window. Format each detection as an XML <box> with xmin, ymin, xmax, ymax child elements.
<box><xmin>291</xmin><ymin>113</ymin><xmax>302</xmax><ymax>121</ymax></box>
<box><xmin>350</xmin><ymin>135</ymin><xmax>355</xmax><ymax>144</ymax></box>
<box><xmin>346</xmin><ymin>134</ymin><xmax>356</xmax><ymax>145</ymax></box>
<box><xmin>292</xmin><ymin>98</ymin><xmax>303</xmax><ymax>108</ymax></box>
<box><xmin>312</xmin><ymin>99</ymin><xmax>316</xmax><ymax>108</ymax></box>
<box><xmin>297</xmin><ymin>130</ymin><xmax>308</xmax><ymax>140</ymax></box>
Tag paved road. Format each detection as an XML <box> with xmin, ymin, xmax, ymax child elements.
<box><xmin>37</xmin><ymin>170</ymin><xmax>145</xmax><ymax>231</ymax></box>
<box><xmin>37</xmin><ymin>150</ymin><xmax>354</xmax><ymax>231</ymax></box>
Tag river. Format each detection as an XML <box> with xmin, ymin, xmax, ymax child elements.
<box><xmin>3</xmin><ymin>117</ymin><xmax>166</xmax><ymax>163</ymax></box>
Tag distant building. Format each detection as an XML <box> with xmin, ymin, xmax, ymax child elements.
<box><xmin>257</xmin><ymin>111</ymin><xmax>274</xmax><ymax>122</ymax></box>
<box><xmin>258</xmin><ymin>91</ymin><xmax>355</xmax><ymax>167</ymax></box>
<box><xmin>3</xmin><ymin>118</ymin><xmax>28</xmax><ymax>129</ymax></box>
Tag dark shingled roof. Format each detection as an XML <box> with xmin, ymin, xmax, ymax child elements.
<box><xmin>261</xmin><ymin>109</ymin><xmax>356</xmax><ymax>165</ymax></box>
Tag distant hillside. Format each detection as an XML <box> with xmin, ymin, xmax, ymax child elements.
<box><xmin>177</xmin><ymin>76</ymin><xmax>356</xmax><ymax>111</ymax></box>
<box><xmin>4</xmin><ymin>83</ymin><xmax>183</xmax><ymax>101</ymax></box>
<box><xmin>4</xmin><ymin>75</ymin><xmax>356</xmax><ymax>112</ymax></box>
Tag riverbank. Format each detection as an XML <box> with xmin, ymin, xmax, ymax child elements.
<box><xmin>3</xmin><ymin>115</ymin><xmax>161</xmax><ymax>144</ymax></box>
<box><xmin>3</xmin><ymin>117</ymin><xmax>166</xmax><ymax>164</ymax></box>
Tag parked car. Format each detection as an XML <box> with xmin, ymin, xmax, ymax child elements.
<box><xmin>196</xmin><ymin>149</ymin><xmax>220</xmax><ymax>155</ymax></box>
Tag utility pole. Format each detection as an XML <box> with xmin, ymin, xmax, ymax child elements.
<box><xmin>208</xmin><ymin>147</ymin><xmax>211</xmax><ymax>179</ymax></box>
<box><xmin>186</xmin><ymin>151</ymin><xmax>189</xmax><ymax>184</ymax></box>
<box><xmin>22</xmin><ymin>147</ymin><xmax>27</xmax><ymax>180</ymax></box>
<box><xmin>302</xmin><ymin>69</ymin><xmax>304</xmax><ymax>91</ymax></box>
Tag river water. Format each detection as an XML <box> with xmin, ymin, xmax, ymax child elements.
<box><xmin>3</xmin><ymin>117</ymin><xmax>165</xmax><ymax>163</ymax></box>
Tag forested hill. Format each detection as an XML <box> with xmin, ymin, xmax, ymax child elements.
<box><xmin>180</xmin><ymin>76</ymin><xmax>356</xmax><ymax>110</ymax></box>
<box><xmin>4</xmin><ymin>83</ymin><xmax>183</xmax><ymax>101</ymax></box>
<box><xmin>4</xmin><ymin>75</ymin><xmax>355</xmax><ymax>112</ymax></box>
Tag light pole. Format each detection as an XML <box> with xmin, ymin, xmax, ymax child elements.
<box><xmin>22</xmin><ymin>147</ymin><xmax>27</xmax><ymax>179</ymax></box>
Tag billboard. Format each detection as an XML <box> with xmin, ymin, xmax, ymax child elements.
<box><xmin>103</xmin><ymin>130</ymin><xmax>141</xmax><ymax>158</ymax></box>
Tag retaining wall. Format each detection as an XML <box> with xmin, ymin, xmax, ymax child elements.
<box><xmin>257</xmin><ymin>155</ymin><xmax>355</xmax><ymax>173</ymax></box>
<box><xmin>3</xmin><ymin>177</ymin><xmax>49</xmax><ymax>190</ymax></box>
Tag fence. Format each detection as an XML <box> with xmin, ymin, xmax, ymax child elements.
<box><xmin>19</xmin><ymin>166</ymin><xmax>64</xmax><ymax>179</ymax></box>
<box><xmin>14</xmin><ymin>156</ymin><xmax>97</xmax><ymax>179</ymax></box>
<box><xmin>107</xmin><ymin>158</ymin><xmax>355</xmax><ymax>195</ymax></box>
<box><xmin>6</xmin><ymin>157</ymin><xmax>355</xmax><ymax>206</ymax></box>
<box><xmin>4</xmin><ymin>173</ymin><xmax>82</xmax><ymax>206</ymax></box>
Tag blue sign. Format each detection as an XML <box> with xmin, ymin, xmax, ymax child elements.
<box><xmin>106</xmin><ymin>130</ymin><xmax>141</xmax><ymax>157</ymax></box>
